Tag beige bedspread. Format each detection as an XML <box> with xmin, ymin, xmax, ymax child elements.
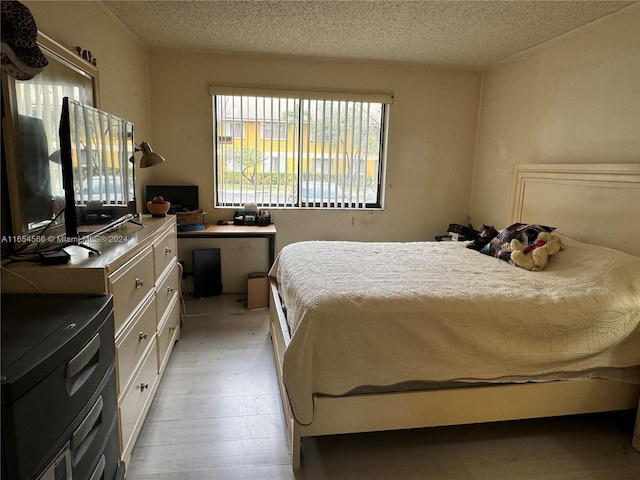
<box><xmin>270</xmin><ymin>236</ymin><xmax>640</xmax><ymax>425</ymax></box>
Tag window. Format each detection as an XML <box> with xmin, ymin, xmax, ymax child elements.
<box><xmin>211</xmin><ymin>87</ymin><xmax>391</xmax><ymax>208</ymax></box>
<box><xmin>223</xmin><ymin>121</ymin><xmax>243</xmax><ymax>138</ymax></box>
<box><xmin>261</xmin><ymin>122</ymin><xmax>287</xmax><ymax>140</ymax></box>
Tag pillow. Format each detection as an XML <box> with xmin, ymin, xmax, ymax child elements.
<box><xmin>480</xmin><ymin>223</ymin><xmax>556</xmax><ymax>261</ymax></box>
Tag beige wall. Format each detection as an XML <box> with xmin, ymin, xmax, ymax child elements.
<box><xmin>146</xmin><ymin>51</ymin><xmax>481</xmax><ymax>243</ymax></box>
<box><xmin>471</xmin><ymin>3</ymin><xmax>640</xmax><ymax>229</ymax></box>
<box><xmin>23</xmin><ymin>1</ymin><xmax>148</xmax><ymax>123</ymax></box>
<box><xmin>18</xmin><ymin>2</ymin><xmax>638</xmax><ymax>291</ymax></box>
<box><xmin>13</xmin><ymin>2</ymin><xmax>483</xmax><ymax>291</ymax></box>
<box><xmin>146</xmin><ymin>50</ymin><xmax>481</xmax><ymax>289</ymax></box>
<box><xmin>23</xmin><ymin>0</ymin><xmax>152</xmax><ymax>202</ymax></box>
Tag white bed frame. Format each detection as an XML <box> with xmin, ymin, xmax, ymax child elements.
<box><xmin>269</xmin><ymin>163</ymin><xmax>640</xmax><ymax>469</ymax></box>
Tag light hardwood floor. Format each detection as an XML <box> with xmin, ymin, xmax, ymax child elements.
<box><xmin>126</xmin><ymin>294</ymin><xmax>640</xmax><ymax>479</ymax></box>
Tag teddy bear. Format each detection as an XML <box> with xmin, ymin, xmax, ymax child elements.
<box><xmin>510</xmin><ymin>231</ymin><xmax>564</xmax><ymax>271</ymax></box>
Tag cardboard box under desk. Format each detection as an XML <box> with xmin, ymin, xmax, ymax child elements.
<box><xmin>247</xmin><ymin>275</ymin><xmax>269</xmax><ymax>310</ymax></box>
<box><xmin>175</xmin><ymin>211</ymin><xmax>204</xmax><ymax>225</ymax></box>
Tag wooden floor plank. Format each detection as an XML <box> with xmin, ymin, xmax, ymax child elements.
<box><xmin>126</xmin><ymin>294</ymin><xmax>640</xmax><ymax>479</ymax></box>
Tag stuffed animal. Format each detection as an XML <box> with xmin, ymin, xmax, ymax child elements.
<box><xmin>510</xmin><ymin>231</ymin><xmax>563</xmax><ymax>271</ymax></box>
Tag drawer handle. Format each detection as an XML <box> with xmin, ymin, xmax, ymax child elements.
<box><xmin>66</xmin><ymin>333</ymin><xmax>100</xmax><ymax>395</ymax></box>
<box><xmin>72</xmin><ymin>395</ymin><xmax>103</xmax><ymax>452</ymax></box>
<box><xmin>140</xmin><ymin>382</ymin><xmax>149</xmax><ymax>391</ymax></box>
<box><xmin>139</xmin><ymin>332</ymin><xmax>148</xmax><ymax>341</ymax></box>
<box><xmin>89</xmin><ymin>455</ymin><xmax>106</xmax><ymax>480</ymax></box>
<box><xmin>135</xmin><ymin>278</ymin><xmax>144</xmax><ymax>288</ymax></box>
<box><xmin>165</xmin><ymin>247</ymin><xmax>172</xmax><ymax>255</ymax></box>
<box><xmin>168</xmin><ymin>325</ymin><xmax>176</xmax><ymax>332</ymax></box>
<box><xmin>167</xmin><ymin>286</ymin><xmax>174</xmax><ymax>294</ymax></box>
<box><xmin>66</xmin><ymin>333</ymin><xmax>100</xmax><ymax>379</ymax></box>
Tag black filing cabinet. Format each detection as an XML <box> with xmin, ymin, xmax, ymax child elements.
<box><xmin>1</xmin><ymin>294</ymin><xmax>123</xmax><ymax>480</ymax></box>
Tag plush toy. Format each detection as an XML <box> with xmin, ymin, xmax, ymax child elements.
<box><xmin>510</xmin><ymin>231</ymin><xmax>564</xmax><ymax>271</ymax></box>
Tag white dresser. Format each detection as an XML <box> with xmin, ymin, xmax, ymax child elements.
<box><xmin>1</xmin><ymin>215</ymin><xmax>181</xmax><ymax>466</ymax></box>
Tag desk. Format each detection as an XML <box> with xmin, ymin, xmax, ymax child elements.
<box><xmin>177</xmin><ymin>224</ymin><xmax>277</xmax><ymax>266</ymax></box>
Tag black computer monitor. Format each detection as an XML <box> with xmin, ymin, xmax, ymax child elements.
<box><xmin>145</xmin><ymin>185</ymin><xmax>199</xmax><ymax>213</ymax></box>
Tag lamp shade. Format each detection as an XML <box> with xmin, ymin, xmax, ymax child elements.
<box><xmin>139</xmin><ymin>141</ymin><xmax>165</xmax><ymax>168</ymax></box>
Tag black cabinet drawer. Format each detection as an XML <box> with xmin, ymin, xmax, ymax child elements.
<box><xmin>71</xmin><ymin>368</ymin><xmax>119</xmax><ymax>480</ymax></box>
<box><xmin>1</xmin><ymin>294</ymin><xmax>117</xmax><ymax>480</ymax></box>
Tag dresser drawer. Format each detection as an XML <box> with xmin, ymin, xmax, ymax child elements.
<box><xmin>118</xmin><ymin>340</ymin><xmax>158</xmax><ymax>458</ymax></box>
<box><xmin>157</xmin><ymin>294</ymin><xmax>180</xmax><ymax>375</ymax></box>
<box><xmin>109</xmin><ymin>247</ymin><xmax>154</xmax><ymax>334</ymax></box>
<box><xmin>155</xmin><ymin>262</ymin><xmax>180</xmax><ymax>323</ymax></box>
<box><xmin>153</xmin><ymin>225</ymin><xmax>177</xmax><ymax>280</ymax></box>
<box><xmin>115</xmin><ymin>293</ymin><xmax>156</xmax><ymax>396</ymax></box>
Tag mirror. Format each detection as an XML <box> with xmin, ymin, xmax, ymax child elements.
<box><xmin>2</xmin><ymin>32</ymin><xmax>98</xmax><ymax>251</ymax></box>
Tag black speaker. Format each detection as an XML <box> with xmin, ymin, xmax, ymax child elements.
<box><xmin>192</xmin><ymin>248</ymin><xmax>222</xmax><ymax>297</ymax></box>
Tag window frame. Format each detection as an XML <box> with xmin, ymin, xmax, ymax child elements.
<box><xmin>210</xmin><ymin>85</ymin><xmax>392</xmax><ymax>210</ymax></box>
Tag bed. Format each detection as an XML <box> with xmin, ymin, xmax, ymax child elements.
<box><xmin>268</xmin><ymin>163</ymin><xmax>640</xmax><ymax>469</ymax></box>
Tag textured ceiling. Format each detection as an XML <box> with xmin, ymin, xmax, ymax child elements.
<box><xmin>102</xmin><ymin>0</ymin><xmax>635</xmax><ymax>67</ymax></box>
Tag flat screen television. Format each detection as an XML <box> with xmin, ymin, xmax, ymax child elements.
<box><xmin>59</xmin><ymin>97</ymin><xmax>136</xmax><ymax>249</ymax></box>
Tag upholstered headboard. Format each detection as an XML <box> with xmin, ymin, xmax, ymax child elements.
<box><xmin>510</xmin><ymin>164</ymin><xmax>640</xmax><ymax>257</ymax></box>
